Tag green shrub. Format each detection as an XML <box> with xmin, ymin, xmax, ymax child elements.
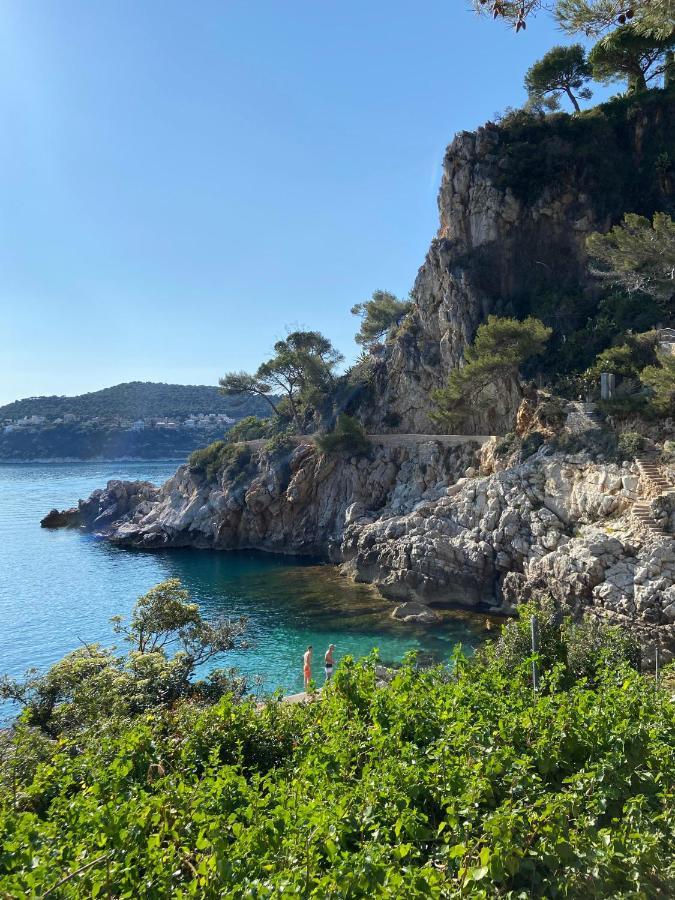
<box><xmin>487</xmin><ymin>594</ymin><xmax>641</xmax><ymax>688</ymax></box>
<box><xmin>263</xmin><ymin>432</ymin><xmax>297</xmax><ymax>459</ymax></box>
<box><xmin>188</xmin><ymin>441</ymin><xmax>252</xmax><ymax>482</ymax></box>
<box><xmin>225</xmin><ymin>416</ymin><xmax>269</xmax><ymax>443</ymax></box>
<box><xmin>563</xmin><ymin>618</ymin><xmax>641</xmax><ymax>681</ymax></box>
<box><xmin>1</xmin><ymin>623</ymin><xmax>672</xmax><ymax>898</ymax></box>
<box><xmin>661</xmin><ymin>440</ymin><xmax>675</xmax><ymax>463</ymax></box>
<box><xmin>495</xmin><ymin>431</ymin><xmax>519</xmax><ymax>458</ymax></box>
<box><xmin>617</xmin><ymin>430</ymin><xmax>645</xmax><ymax>458</ymax></box>
<box><xmin>315</xmin><ymin>414</ymin><xmax>370</xmax><ymax>456</ymax></box>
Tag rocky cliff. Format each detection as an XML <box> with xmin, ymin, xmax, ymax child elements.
<box><xmin>358</xmin><ymin>91</ymin><xmax>675</xmax><ymax>435</ymax></box>
<box><xmin>47</xmin><ymin>434</ymin><xmax>675</xmax><ymax>661</ymax></box>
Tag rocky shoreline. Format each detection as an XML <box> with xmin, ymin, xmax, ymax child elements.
<box><xmin>43</xmin><ymin>435</ymin><xmax>675</xmax><ymax>663</ymax></box>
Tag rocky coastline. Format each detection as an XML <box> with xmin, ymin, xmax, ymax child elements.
<box><xmin>42</xmin><ymin>430</ymin><xmax>675</xmax><ymax>663</ymax></box>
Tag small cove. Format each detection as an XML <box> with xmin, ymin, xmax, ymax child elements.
<box><xmin>0</xmin><ymin>461</ymin><xmax>489</xmax><ymax>720</ymax></box>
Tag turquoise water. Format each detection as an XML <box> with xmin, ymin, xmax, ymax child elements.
<box><xmin>0</xmin><ymin>462</ymin><xmax>488</xmax><ymax>717</ymax></box>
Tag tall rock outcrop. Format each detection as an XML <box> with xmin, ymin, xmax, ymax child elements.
<box><xmin>359</xmin><ymin>91</ymin><xmax>675</xmax><ymax>435</ymax></box>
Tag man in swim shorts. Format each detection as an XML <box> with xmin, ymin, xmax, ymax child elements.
<box><xmin>324</xmin><ymin>644</ymin><xmax>335</xmax><ymax>682</ymax></box>
<box><xmin>303</xmin><ymin>645</ymin><xmax>313</xmax><ymax>689</ymax></box>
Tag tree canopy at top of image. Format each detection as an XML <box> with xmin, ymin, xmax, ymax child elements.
<box><xmin>524</xmin><ymin>44</ymin><xmax>593</xmax><ymax>111</ymax></box>
<box><xmin>473</xmin><ymin>0</ymin><xmax>675</xmax><ymax>39</ymax></box>
<box><xmin>588</xmin><ymin>25</ymin><xmax>675</xmax><ymax>89</ymax></box>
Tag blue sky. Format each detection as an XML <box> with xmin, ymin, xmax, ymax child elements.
<box><xmin>0</xmin><ymin>1</ymin><xmax>603</xmax><ymax>404</ymax></box>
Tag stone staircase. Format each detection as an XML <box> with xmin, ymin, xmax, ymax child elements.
<box><xmin>631</xmin><ymin>500</ymin><xmax>667</xmax><ymax>535</ymax></box>
<box><xmin>565</xmin><ymin>401</ymin><xmax>602</xmax><ymax>434</ymax></box>
<box><xmin>636</xmin><ymin>455</ymin><xmax>672</xmax><ymax>493</ymax></box>
<box><xmin>631</xmin><ymin>454</ymin><xmax>673</xmax><ymax>537</ymax></box>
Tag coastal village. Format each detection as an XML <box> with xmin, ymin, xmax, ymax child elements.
<box><xmin>2</xmin><ymin>411</ymin><xmax>234</xmax><ymax>434</ymax></box>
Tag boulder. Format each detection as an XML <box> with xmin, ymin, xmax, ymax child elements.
<box><xmin>40</xmin><ymin>507</ymin><xmax>79</xmax><ymax>529</ymax></box>
<box><xmin>391</xmin><ymin>602</ymin><xmax>441</xmax><ymax>625</ymax></box>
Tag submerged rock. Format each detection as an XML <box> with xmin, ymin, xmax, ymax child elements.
<box><xmin>391</xmin><ymin>601</ymin><xmax>441</xmax><ymax>624</ymax></box>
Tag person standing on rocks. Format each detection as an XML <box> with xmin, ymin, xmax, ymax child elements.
<box><xmin>303</xmin><ymin>645</ymin><xmax>313</xmax><ymax>690</ymax></box>
<box><xmin>324</xmin><ymin>644</ymin><xmax>335</xmax><ymax>682</ymax></box>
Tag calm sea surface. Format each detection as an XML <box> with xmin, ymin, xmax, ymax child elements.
<box><xmin>0</xmin><ymin>462</ymin><xmax>488</xmax><ymax>719</ymax></box>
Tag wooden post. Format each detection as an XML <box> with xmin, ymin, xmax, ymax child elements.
<box><xmin>530</xmin><ymin>615</ymin><xmax>540</xmax><ymax>694</ymax></box>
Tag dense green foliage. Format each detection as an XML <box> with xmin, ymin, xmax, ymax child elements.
<box><xmin>588</xmin><ymin>26</ymin><xmax>675</xmax><ymax>91</ymax></box>
<box><xmin>473</xmin><ymin>0</ymin><xmax>675</xmax><ymax>41</ymax></box>
<box><xmin>315</xmin><ymin>414</ymin><xmax>371</xmax><ymax>455</ymax></box>
<box><xmin>555</xmin><ymin>0</ymin><xmax>675</xmax><ymax>38</ymax></box>
<box><xmin>491</xmin><ymin>89</ymin><xmax>675</xmax><ymax>212</ymax></box>
<box><xmin>225</xmin><ymin>415</ymin><xmax>272</xmax><ymax>443</ymax></box>
<box><xmin>586</xmin><ymin>213</ymin><xmax>675</xmax><ymax>305</ymax></box>
<box><xmin>1</xmin><ymin>605</ymin><xmax>673</xmax><ymax>897</ymax></box>
<box><xmin>641</xmin><ymin>350</ymin><xmax>675</xmax><ymax>413</ymax></box>
<box><xmin>0</xmin><ymin>382</ymin><xmax>271</xmax><ymax>423</ymax></box>
<box><xmin>477</xmin><ymin>90</ymin><xmax>675</xmax><ymax>393</ymax></box>
<box><xmin>351</xmin><ymin>291</ymin><xmax>413</xmax><ymax>349</ymax></box>
<box><xmin>617</xmin><ymin>430</ymin><xmax>646</xmax><ymax>456</ymax></box>
<box><xmin>188</xmin><ymin>441</ymin><xmax>253</xmax><ymax>483</ymax></box>
<box><xmin>0</xmin><ymin>580</ymin><xmax>248</xmax><ymax>739</ymax></box>
<box><xmin>524</xmin><ymin>44</ymin><xmax>592</xmax><ymax>112</ymax></box>
<box><xmin>432</xmin><ymin>317</ymin><xmax>551</xmax><ymax>428</ymax></box>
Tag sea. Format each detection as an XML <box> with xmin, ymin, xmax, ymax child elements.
<box><xmin>0</xmin><ymin>461</ymin><xmax>489</xmax><ymax>721</ymax></box>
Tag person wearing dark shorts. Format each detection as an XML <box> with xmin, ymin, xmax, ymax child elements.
<box><xmin>324</xmin><ymin>644</ymin><xmax>335</xmax><ymax>682</ymax></box>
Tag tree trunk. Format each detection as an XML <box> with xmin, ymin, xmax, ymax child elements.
<box><xmin>664</xmin><ymin>51</ymin><xmax>675</xmax><ymax>90</ymax></box>
<box><xmin>628</xmin><ymin>70</ymin><xmax>648</xmax><ymax>93</ymax></box>
<box><xmin>255</xmin><ymin>389</ymin><xmax>280</xmax><ymax>417</ymax></box>
<box><xmin>565</xmin><ymin>86</ymin><xmax>580</xmax><ymax>113</ymax></box>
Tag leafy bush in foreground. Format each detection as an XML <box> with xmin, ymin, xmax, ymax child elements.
<box><xmin>0</xmin><ymin>580</ymin><xmax>248</xmax><ymax>738</ymax></box>
<box><xmin>1</xmin><ymin>617</ymin><xmax>673</xmax><ymax>897</ymax></box>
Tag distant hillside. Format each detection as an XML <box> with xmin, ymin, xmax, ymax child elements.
<box><xmin>0</xmin><ymin>382</ymin><xmax>272</xmax><ymax>422</ymax></box>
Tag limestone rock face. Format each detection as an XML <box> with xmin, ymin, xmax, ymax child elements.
<box><xmin>69</xmin><ymin>441</ymin><xmax>476</xmax><ymax>557</ymax></box>
<box><xmin>50</xmin><ymin>442</ymin><xmax>675</xmax><ymax>659</ymax></box>
<box><xmin>42</xmin><ymin>102</ymin><xmax>675</xmax><ymax>662</ymax></box>
<box><xmin>357</xmin><ymin>112</ymin><xmax>665</xmax><ymax>436</ymax></box>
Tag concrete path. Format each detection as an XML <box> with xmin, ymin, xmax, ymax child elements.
<box><xmin>242</xmin><ymin>433</ymin><xmax>494</xmax><ymax>451</ymax></box>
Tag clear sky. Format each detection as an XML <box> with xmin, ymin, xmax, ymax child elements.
<box><xmin>0</xmin><ymin>1</ymin><xmax>602</xmax><ymax>405</ymax></box>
